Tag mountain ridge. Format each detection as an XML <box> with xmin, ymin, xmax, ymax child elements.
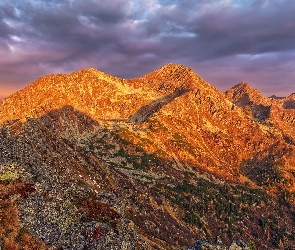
<box><xmin>1</xmin><ymin>63</ymin><xmax>295</xmax><ymax>183</ymax></box>
<box><xmin>0</xmin><ymin>63</ymin><xmax>295</xmax><ymax>249</ymax></box>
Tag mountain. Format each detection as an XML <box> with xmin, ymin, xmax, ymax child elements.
<box><xmin>225</xmin><ymin>82</ymin><xmax>271</xmax><ymax>122</ymax></box>
<box><xmin>226</xmin><ymin>82</ymin><xmax>295</xmax><ymax>137</ymax></box>
<box><xmin>0</xmin><ymin>64</ymin><xmax>295</xmax><ymax>249</ymax></box>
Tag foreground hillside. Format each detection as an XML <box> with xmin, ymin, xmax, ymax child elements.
<box><xmin>0</xmin><ymin>64</ymin><xmax>295</xmax><ymax>249</ymax></box>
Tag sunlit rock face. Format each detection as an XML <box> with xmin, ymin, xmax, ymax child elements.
<box><xmin>0</xmin><ymin>64</ymin><xmax>295</xmax><ymax>249</ymax></box>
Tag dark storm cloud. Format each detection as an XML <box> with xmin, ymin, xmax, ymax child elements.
<box><xmin>0</xmin><ymin>0</ymin><xmax>295</xmax><ymax>99</ymax></box>
<box><xmin>188</xmin><ymin>1</ymin><xmax>295</xmax><ymax>58</ymax></box>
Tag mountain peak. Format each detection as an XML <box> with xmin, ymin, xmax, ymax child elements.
<box><xmin>153</xmin><ymin>63</ymin><xmax>193</xmax><ymax>78</ymax></box>
<box><xmin>73</xmin><ymin>67</ymin><xmax>108</xmax><ymax>76</ymax></box>
<box><xmin>287</xmin><ymin>93</ymin><xmax>295</xmax><ymax>99</ymax></box>
<box><xmin>233</xmin><ymin>81</ymin><xmax>251</xmax><ymax>90</ymax></box>
<box><xmin>225</xmin><ymin>81</ymin><xmax>266</xmax><ymax>107</ymax></box>
<box><xmin>156</xmin><ymin>62</ymin><xmax>189</xmax><ymax>71</ymax></box>
<box><xmin>133</xmin><ymin>63</ymin><xmax>203</xmax><ymax>94</ymax></box>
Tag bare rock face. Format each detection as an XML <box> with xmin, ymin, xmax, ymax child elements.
<box><xmin>225</xmin><ymin>82</ymin><xmax>295</xmax><ymax>196</ymax></box>
<box><xmin>226</xmin><ymin>82</ymin><xmax>295</xmax><ymax>139</ymax></box>
<box><xmin>225</xmin><ymin>82</ymin><xmax>272</xmax><ymax>122</ymax></box>
<box><xmin>0</xmin><ymin>64</ymin><xmax>295</xmax><ymax>249</ymax></box>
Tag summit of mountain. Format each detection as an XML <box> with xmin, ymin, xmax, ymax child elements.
<box><xmin>287</xmin><ymin>93</ymin><xmax>295</xmax><ymax>99</ymax></box>
<box><xmin>225</xmin><ymin>81</ymin><xmax>295</xmax><ymax>142</ymax></box>
<box><xmin>225</xmin><ymin>82</ymin><xmax>273</xmax><ymax>123</ymax></box>
<box><xmin>225</xmin><ymin>81</ymin><xmax>270</xmax><ymax>107</ymax></box>
<box><xmin>1</xmin><ymin>64</ymin><xmax>295</xmax><ymax>249</ymax></box>
<box><xmin>128</xmin><ymin>63</ymin><xmax>223</xmax><ymax>98</ymax></box>
<box><xmin>283</xmin><ymin>93</ymin><xmax>295</xmax><ymax>109</ymax></box>
<box><xmin>0</xmin><ymin>67</ymin><xmax>132</xmax><ymax>124</ymax></box>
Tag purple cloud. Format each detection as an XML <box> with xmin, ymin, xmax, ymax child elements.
<box><xmin>0</xmin><ymin>0</ymin><xmax>295</xmax><ymax>100</ymax></box>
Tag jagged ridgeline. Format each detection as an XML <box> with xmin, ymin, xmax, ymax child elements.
<box><xmin>0</xmin><ymin>64</ymin><xmax>295</xmax><ymax>249</ymax></box>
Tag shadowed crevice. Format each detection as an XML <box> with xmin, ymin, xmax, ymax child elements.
<box><xmin>128</xmin><ymin>86</ymin><xmax>191</xmax><ymax>124</ymax></box>
<box><xmin>251</xmin><ymin>104</ymin><xmax>271</xmax><ymax>122</ymax></box>
<box><xmin>283</xmin><ymin>99</ymin><xmax>295</xmax><ymax>109</ymax></box>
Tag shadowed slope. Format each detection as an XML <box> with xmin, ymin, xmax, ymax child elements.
<box><xmin>129</xmin><ymin>86</ymin><xmax>191</xmax><ymax>123</ymax></box>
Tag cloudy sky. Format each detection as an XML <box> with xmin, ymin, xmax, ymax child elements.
<box><xmin>0</xmin><ymin>0</ymin><xmax>295</xmax><ymax>100</ymax></box>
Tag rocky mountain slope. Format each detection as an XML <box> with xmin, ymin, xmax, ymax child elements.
<box><xmin>0</xmin><ymin>64</ymin><xmax>295</xmax><ymax>249</ymax></box>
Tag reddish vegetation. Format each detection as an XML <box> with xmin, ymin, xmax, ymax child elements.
<box><xmin>0</xmin><ymin>181</ymin><xmax>35</xmax><ymax>200</ymax></box>
<box><xmin>17</xmin><ymin>183</ymin><xmax>36</xmax><ymax>199</ymax></box>
<box><xmin>92</xmin><ymin>226</ymin><xmax>108</xmax><ymax>240</ymax></box>
<box><xmin>0</xmin><ymin>182</ymin><xmax>48</xmax><ymax>250</ymax></box>
<box><xmin>80</xmin><ymin>198</ymin><xmax>121</xmax><ymax>234</ymax></box>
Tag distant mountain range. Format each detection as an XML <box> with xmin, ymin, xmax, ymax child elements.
<box><xmin>0</xmin><ymin>64</ymin><xmax>294</xmax><ymax>249</ymax></box>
